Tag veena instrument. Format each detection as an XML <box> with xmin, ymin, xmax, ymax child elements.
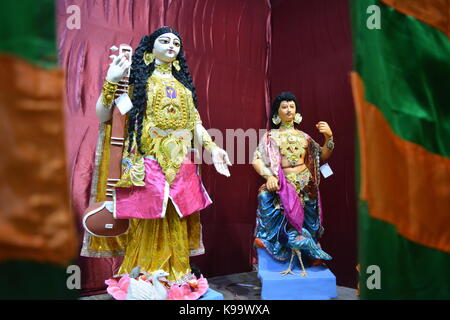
<box><xmin>82</xmin><ymin>44</ymin><xmax>132</xmax><ymax>237</ymax></box>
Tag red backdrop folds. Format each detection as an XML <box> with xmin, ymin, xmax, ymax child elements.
<box><xmin>58</xmin><ymin>0</ymin><xmax>356</xmax><ymax>294</ymax></box>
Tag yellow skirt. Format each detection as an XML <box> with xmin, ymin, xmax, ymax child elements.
<box><xmin>118</xmin><ymin>202</ymin><xmax>202</xmax><ymax>283</ymax></box>
<box><xmin>83</xmin><ymin>202</ymin><xmax>203</xmax><ymax>284</ymax></box>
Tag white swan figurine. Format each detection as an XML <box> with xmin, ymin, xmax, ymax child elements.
<box><xmin>126</xmin><ymin>269</ymin><xmax>170</xmax><ymax>300</ymax></box>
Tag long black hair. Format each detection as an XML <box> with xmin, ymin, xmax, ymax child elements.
<box><xmin>127</xmin><ymin>26</ymin><xmax>198</xmax><ymax>155</ymax></box>
<box><xmin>270</xmin><ymin>92</ymin><xmax>300</xmax><ymax>129</ymax></box>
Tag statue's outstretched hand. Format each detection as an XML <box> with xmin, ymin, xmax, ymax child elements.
<box><xmin>211</xmin><ymin>147</ymin><xmax>232</xmax><ymax>177</ymax></box>
<box><xmin>106</xmin><ymin>52</ymin><xmax>131</xmax><ymax>83</ymax></box>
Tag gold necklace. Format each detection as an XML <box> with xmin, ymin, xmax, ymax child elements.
<box><xmin>155</xmin><ymin>63</ymin><xmax>172</xmax><ymax>75</ymax></box>
<box><xmin>280</xmin><ymin>121</ymin><xmax>294</xmax><ymax>129</ymax></box>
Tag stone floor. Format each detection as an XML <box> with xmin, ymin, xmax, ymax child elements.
<box><xmin>80</xmin><ymin>270</ymin><xmax>358</xmax><ymax>300</ymax></box>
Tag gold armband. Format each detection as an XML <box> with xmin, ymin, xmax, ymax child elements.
<box><xmin>202</xmin><ymin>132</ymin><xmax>217</xmax><ymax>153</ymax></box>
<box><xmin>326</xmin><ymin>137</ymin><xmax>335</xmax><ymax>151</ymax></box>
<box><xmin>101</xmin><ymin>79</ymin><xmax>119</xmax><ymax>107</ymax></box>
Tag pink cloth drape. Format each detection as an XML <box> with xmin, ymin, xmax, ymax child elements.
<box><xmin>115</xmin><ymin>158</ymin><xmax>212</xmax><ymax>219</ymax></box>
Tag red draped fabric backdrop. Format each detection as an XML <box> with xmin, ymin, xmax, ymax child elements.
<box><xmin>57</xmin><ymin>0</ymin><xmax>356</xmax><ymax>295</ymax></box>
<box><xmin>270</xmin><ymin>0</ymin><xmax>357</xmax><ymax>288</ymax></box>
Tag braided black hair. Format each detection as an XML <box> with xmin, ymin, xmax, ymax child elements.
<box><xmin>127</xmin><ymin>26</ymin><xmax>199</xmax><ymax>154</ymax></box>
<box><xmin>270</xmin><ymin>92</ymin><xmax>300</xmax><ymax>129</ymax></box>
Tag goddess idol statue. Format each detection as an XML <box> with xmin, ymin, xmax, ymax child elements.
<box><xmin>81</xmin><ymin>26</ymin><xmax>231</xmax><ymax>294</ymax></box>
<box><xmin>252</xmin><ymin>92</ymin><xmax>334</xmax><ymax>276</ymax></box>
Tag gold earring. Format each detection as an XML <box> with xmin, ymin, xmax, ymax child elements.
<box><xmin>294</xmin><ymin>113</ymin><xmax>302</xmax><ymax>124</ymax></box>
<box><xmin>143</xmin><ymin>51</ymin><xmax>155</xmax><ymax>66</ymax></box>
<box><xmin>272</xmin><ymin>114</ymin><xmax>281</xmax><ymax>125</ymax></box>
<box><xmin>172</xmin><ymin>60</ymin><xmax>181</xmax><ymax>71</ymax></box>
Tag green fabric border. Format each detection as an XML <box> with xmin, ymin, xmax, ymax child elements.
<box><xmin>0</xmin><ymin>0</ymin><xmax>58</xmax><ymax>69</ymax></box>
<box><xmin>350</xmin><ymin>0</ymin><xmax>450</xmax><ymax>158</ymax></box>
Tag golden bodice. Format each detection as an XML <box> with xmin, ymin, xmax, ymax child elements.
<box><xmin>141</xmin><ymin>74</ymin><xmax>201</xmax><ymax>140</ymax></box>
<box><xmin>146</xmin><ymin>74</ymin><xmax>198</xmax><ymax>130</ymax></box>
<box><xmin>272</xmin><ymin>129</ymin><xmax>311</xmax><ymax>194</ymax></box>
<box><xmin>118</xmin><ymin>73</ymin><xmax>202</xmax><ymax>187</ymax></box>
<box><xmin>272</xmin><ymin>129</ymin><xmax>308</xmax><ymax>166</ymax></box>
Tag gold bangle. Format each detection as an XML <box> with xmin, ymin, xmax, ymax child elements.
<box><xmin>202</xmin><ymin>132</ymin><xmax>217</xmax><ymax>153</ymax></box>
<box><xmin>104</xmin><ymin>78</ymin><xmax>119</xmax><ymax>90</ymax></box>
<box><xmin>101</xmin><ymin>79</ymin><xmax>118</xmax><ymax>107</ymax></box>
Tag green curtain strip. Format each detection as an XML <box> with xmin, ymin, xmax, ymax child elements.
<box><xmin>0</xmin><ymin>0</ymin><xmax>57</xmax><ymax>69</ymax></box>
<box><xmin>350</xmin><ymin>0</ymin><xmax>450</xmax><ymax>158</ymax></box>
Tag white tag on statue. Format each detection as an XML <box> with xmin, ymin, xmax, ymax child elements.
<box><xmin>320</xmin><ymin>163</ymin><xmax>333</xmax><ymax>178</ymax></box>
<box><xmin>115</xmin><ymin>93</ymin><xmax>133</xmax><ymax>115</ymax></box>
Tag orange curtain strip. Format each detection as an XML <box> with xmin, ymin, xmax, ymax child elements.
<box><xmin>351</xmin><ymin>72</ymin><xmax>450</xmax><ymax>253</ymax></box>
<box><xmin>0</xmin><ymin>55</ymin><xmax>77</xmax><ymax>265</ymax></box>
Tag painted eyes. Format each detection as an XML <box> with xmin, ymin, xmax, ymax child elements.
<box><xmin>158</xmin><ymin>38</ymin><xmax>181</xmax><ymax>47</ymax></box>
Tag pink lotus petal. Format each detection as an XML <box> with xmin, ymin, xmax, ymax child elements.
<box><xmin>118</xmin><ymin>275</ymin><xmax>130</xmax><ymax>291</ymax></box>
<box><xmin>106</xmin><ymin>286</ymin><xmax>127</xmax><ymax>300</ymax></box>
<box><xmin>105</xmin><ymin>279</ymin><xmax>118</xmax><ymax>286</ymax></box>
<box><xmin>166</xmin><ymin>275</ymin><xmax>209</xmax><ymax>300</ymax></box>
<box><xmin>105</xmin><ymin>274</ymin><xmax>130</xmax><ymax>300</ymax></box>
<box><xmin>167</xmin><ymin>286</ymin><xmax>184</xmax><ymax>300</ymax></box>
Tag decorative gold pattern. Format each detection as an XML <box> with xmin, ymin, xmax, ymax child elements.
<box><xmin>155</xmin><ymin>63</ymin><xmax>172</xmax><ymax>75</ymax></box>
<box><xmin>285</xmin><ymin>168</ymin><xmax>312</xmax><ymax>194</ymax></box>
<box><xmin>201</xmin><ymin>131</ymin><xmax>217</xmax><ymax>153</ymax></box>
<box><xmin>272</xmin><ymin>114</ymin><xmax>281</xmax><ymax>125</ymax></box>
<box><xmin>172</xmin><ymin>60</ymin><xmax>181</xmax><ymax>71</ymax></box>
<box><xmin>143</xmin><ymin>51</ymin><xmax>155</xmax><ymax>66</ymax></box>
<box><xmin>326</xmin><ymin>137</ymin><xmax>335</xmax><ymax>151</ymax></box>
<box><xmin>101</xmin><ymin>79</ymin><xmax>118</xmax><ymax>107</ymax></box>
<box><xmin>149</xmin><ymin>75</ymin><xmax>189</xmax><ymax>129</ymax></box>
<box><xmin>280</xmin><ymin>121</ymin><xmax>294</xmax><ymax>129</ymax></box>
<box><xmin>276</xmin><ymin>129</ymin><xmax>307</xmax><ymax>166</ymax></box>
<box><xmin>147</xmin><ymin>128</ymin><xmax>192</xmax><ymax>184</ymax></box>
<box><xmin>128</xmin><ymin>84</ymin><xmax>134</xmax><ymax>100</ymax></box>
<box><xmin>116</xmin><ymin>73</ymin><xmax>201</xmax><ymax>187</ymax></box>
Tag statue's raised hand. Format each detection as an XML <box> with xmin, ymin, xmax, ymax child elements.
<box><xmin>315</xmin><ymin>121</ymin><xmax>333</xmax><ymax>139</ymax></box>
<box><xmin>106</xmin><ymin>53</ymin><xmax>131</xmax><ymax>83</ymax></box>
